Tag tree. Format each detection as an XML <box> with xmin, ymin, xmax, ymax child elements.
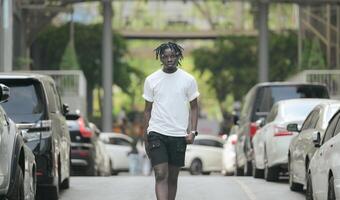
<box><xmin>31</xmin><ymin>23</ymin><xmax>144</xmax><ymax>117</ymax></box>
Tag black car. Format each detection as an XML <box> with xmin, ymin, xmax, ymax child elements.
<box><xmin>0</xmin><ymin>73</ymin><xmax>71</xmax><ymax>200</ymax></box>
<box><xmin>66</xmin><ymin>113</ymin><xmax>100</xmax><ymax>176</ymax></box>
<box><xmin>234</xmin><ymin>82</ymin><xmax>329</xmax><ymax>176</ymax></box>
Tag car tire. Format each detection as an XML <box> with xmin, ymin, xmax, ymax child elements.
<box><xmin>264</xmin><ymin>164</ymin><xmax>278</xmax><ymax>182</ymax></box>
<box><xmin>328</xmin><ymin>176</ymin><xmax>336</xmax><ymax>200</ymax></box>
<box><xmin>60</xmin><ymin>178</ymin><xmax>70</xmax><ymax>190</ymax></box>
<box><xmin>7</xmin><ymin>165</ymin><xmax>24</xmax><ymax>200</ymax></box>
<box><xmin>289</xmin><ymin>159</ymin><xmax>303</xmax><ymax>191</ymax></box>
<box><xmin>189</xmin><ymin>159</ymin><xmax>203</xmax><ymax>175</ymax></box>
<box><xmin>252</xmin><ymin>160</ymin><xmax>264</xmax><ymax>179</ymax></box>
<box><xmin>244</xmin><ymin>161</ymin><xmax>252</xmax><ymax>176</ymax></box>
<box><xmin>202</xmin><ymin>172</ymin><xmax>211</xmax><ymax>175</ymax></box>
<box><xmin>306</xmin><ymin>172</ymin><xmax>313</xmax><ymax>200</ymax></box>
<box><xmin>234</xmin><ymin>156</ymin><xmax>244</xmax><ymax>176</ymax></box>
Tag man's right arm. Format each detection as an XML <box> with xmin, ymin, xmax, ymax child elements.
<box><xmin>143</xmin><ymin>100</ymin><xmax>153</xmax><ymax>152</ymax></box>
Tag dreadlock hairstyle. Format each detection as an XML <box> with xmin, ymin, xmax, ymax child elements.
<box><xmin>154</xmin><ymin>42</ymin><xmax>184</xmax><ymax>65</ymax></box>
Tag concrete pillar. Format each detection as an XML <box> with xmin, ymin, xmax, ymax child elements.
<box><xmin>102</xmin><ymin>0</ymin><xmax>113</xmax><ymax>132</ymax></box>
<box><xmin>0</xmin><ymin>0</ymin><xmax>13</xmax><ymax>72</ymax></box>
<box><xmin>258</xmin><ymin>2</ymin><xmax>269</xmax><ymax>83</ymax></box>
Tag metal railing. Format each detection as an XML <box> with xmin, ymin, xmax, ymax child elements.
<box><xmin>287</xmin><ymin>70</ymin><xmax>340</xmax><ymax>99</ymax></box>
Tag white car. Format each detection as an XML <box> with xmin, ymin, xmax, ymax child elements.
<box><xmin>184</xmin><ymin>135</ymin><xmax>224</xmax><ymax>175</ymax></box>
<box><xmin>252</xmin><ymin>99</ymin><xmax>325</xmax><ymax>181</ymax></box>
<box><xmin>288</xmin><ymin>100</ymin><xmax>340</xmax><ymax>191</ymax></box>
<box><xmin>221</xmin><ymin>133</ymin><xmax>237</xmax><ymax>176</ymax></box>
<box><xmin>100</xmin><ymin>133</ymin><xmax>133</xmax><ymax>175</ymax></box>
<box><xmin>307</xmin><ymin>109</ymin><xmax>340</xmax><ymax>200</ymax></box>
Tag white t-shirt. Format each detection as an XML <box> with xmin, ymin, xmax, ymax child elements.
<box><xmin>143</xmin><ymin>68</ymin><xmax>200</xmax><ymax>137</ymax></box>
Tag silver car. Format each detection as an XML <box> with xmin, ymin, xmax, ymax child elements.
<box><xmin>288</xmin><ymin>100</ymin><xmax>340</xmax><ymax>191</ymax></box>
<box><xmin>0</xmin><ymin>84</ymin><xmax>36</xmax><ymax>200</ymax></box>
<box><xmin>252</xmin><ymin>99</ymin><xmax>328</xmax><ymax>181</ymax></box>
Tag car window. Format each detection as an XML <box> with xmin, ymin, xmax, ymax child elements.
<box><xmin>301</xmin><ymin>111</ymin><xmax>314</xmax><ymax>131</ymax></box>
<box><xmin>108</xmin><ymin>137</ymin><xmax>131</xmax><ymax>146</ymax></box>
<box><xmin>254</xmin><ymin>85</ymin><xmax>329</xmax><ymax>118</ymax></box>
<box><xmin>0</xmin><ymin>79</ymin><xmax>45</xmax><ymax>123</ymax></box>
<box><xmin>266</xmin><ymin>105</ymin><xmax>278</xmax><ymax>123</ymax></box>
<box><xmin>333</xmin><ymin>118</ymin><xmax>340</xmax><ymax>137</ymax></box>
<box><xmin>51</xmin><ymin>83</ymin><xmax>62</xmax><ymax>113</ymax></box>
<box><xmin>310</xmin><ymin>110</ymin><xmax>320</xmax><ymax>129</ymax></box>
<box><xmin>194</xmin><ymin>139</ymin><xmax>223</xmax><ymax>148</ymax></box>
<box><xmin>323</xmin><ymin>113</ymin><xmax>340</xmax><ymax>144</ymax></box>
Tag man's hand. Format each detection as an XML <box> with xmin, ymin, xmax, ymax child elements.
<box><xmin>185</xmin><ymin>132</ymin><xmax>195</xmax><ymax>144</ymax></box>
<box><xmin>144</xmin><ymin>134</ymin><xmax>150</xmax><ymax>158</ymax></box>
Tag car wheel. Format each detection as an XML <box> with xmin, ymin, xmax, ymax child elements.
<box><xmin>328</xmin><ymin>176</ymin><xmax>336</xmax><ymax>200</ymax></box>
<box><xmin>234</xmin><ymin>155</ymin><xmax>244</xmax><ymax>176</ymax></box>
<box><xmin>252</xmin><ymin>159</ymin><xmax>264</xmax><ymax>179</ymax></box>
<box><xmin>202</xmin><ymin>172</ymin><xmax>211</xmax><ymax>175</ymax></box>
<box><xmin>60</xmin><ymin>159</ymin><xmax>70</xmax><ymax>189</ymax></box>
<box><xmin>264</xmin><ymin>156</ymin><xmax>278</xmax><ymax>182</ymax></box>
<box><xmin>306</xmin><ymin>172</ymin><xmax>313</xmax><ymax>200</ymax></box>
<box><xmin>7</xmin><ymin>166</ymin><xmax>24</xmax><ymax>200</ymax></box>
<box><xmin>244</xmin><ymin>161</ymin><xmax>252</xmax><ymax>176</ymax></box>
<box><xmin>190</xmin><ymin>159</ymin><xmax>203</xmax><ymax>175</ymax></box>
<box><xmin>289</xmin><ymin>159</ymin><xmax>303</xmax><ymax>191</ymax></box>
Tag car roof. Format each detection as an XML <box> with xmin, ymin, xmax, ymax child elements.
<box><xmin>195</xmin><ymin>134</ymin><xmax>225</xmax><ymax>143</ymax></box>
<box><xmin>0</xmin><ymin>72</ymin><xmax>54</xmax><ymax>83</ymax></box>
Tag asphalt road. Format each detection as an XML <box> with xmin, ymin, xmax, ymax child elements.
<box><xmin>59</xmin><ymin>173</ymin><xmax>305</xmax><ymax>200</ymax></box>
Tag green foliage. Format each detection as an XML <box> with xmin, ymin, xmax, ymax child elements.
<box><xmin>34</xmin><ymin>23</ymin><xmax>143</xmax><ymax>92</ymax></box>
<box><xmin>301</xmin><ymin>37</ymin><xmax>326</xmax><ymax>69</ymax></box>
<box><xmin>192</xmin><ymin>30</ymin><xmax>298</xmax><ymax>110</ymax></box>
<box><xmin>60</xmin><ymin>41</ymin><xmax>80</xmax><ymax>70</ymax></box>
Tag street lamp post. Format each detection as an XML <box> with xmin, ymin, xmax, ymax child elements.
<box><xmin>258</xmin><ymin>2</ymin><xmax>269</xmax><ymax>83</ymax></box>
<box><xmin>0</xmin><ymin>0</ymin><xmax>13</xmax><ymax>72</ymax></box>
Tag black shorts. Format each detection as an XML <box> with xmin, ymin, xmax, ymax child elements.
<box><xmin>147</xmin><ymin>131</ymin><xmax>187</xmax><ymax>167</ymax></box>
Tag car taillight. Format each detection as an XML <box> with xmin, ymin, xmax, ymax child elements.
<box><xmin>77</xmin><ymin>117</ymin><xmax>92</xmax><ymax>138</ymax></box>
<box><xmin>274</xmin><ymin>125</ymin><xmax>293</xmax><ymax>137</ymax></box>
<box><xmin>231</xmin><ymin>139</ymin><xmax>237</xmax><ymax>145</ymax></box>
<box><xmin>250</xmin><ymin>122</ymin><xmax>257</xmax><ymax>138</ymax></box>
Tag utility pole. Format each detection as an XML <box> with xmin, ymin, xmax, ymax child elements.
<box><xmin>0</xmin><ymin>0</ymin><xmax>13</xmax><ymax>72</ymax></box>
<box><xmin>258</xmin><ymin>2</ymin><xmax>269</xmax><ymax>82</ymax></box>
<box><xmin>102</xmin><ymin>0</ymin><xmax>113</xmax><ymax>132</ymax></box>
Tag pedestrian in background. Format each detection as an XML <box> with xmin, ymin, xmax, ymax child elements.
<box><xmin>128</xmin><ymin>139</ymin><xmax>140</xmax><ymax>175</ymax></box>
<box><xmin>143</xmin><ymin>42</ymin><xmax>199</xmax><ymax>200</ymax></box>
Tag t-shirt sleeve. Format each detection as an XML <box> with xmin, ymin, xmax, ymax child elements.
<box><xmin>187</xmin><ymin>78</ymin><xmax>200</xmax><ymax>101</ymax></box>
<box><xmin>142</xmin><ymin>78</ymin><xmax>154</xmax><ymax>102</ymax></box>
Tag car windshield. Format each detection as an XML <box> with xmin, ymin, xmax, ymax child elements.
<box><xmin>0</xmin><ymin>79</ymin><xmax>45</xmax><ymax>123</ymax></box>
<box><xmin>282</xmin><ymin>102</ymin><xmax>321</xmax><ymax>121</ymax></box>
<box><xmin>256</xmin><ymin>85</ymin><xmax>329</xmax><ymax>114</ymax></box>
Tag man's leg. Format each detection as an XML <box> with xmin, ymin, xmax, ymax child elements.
<box><xmin>154</xmin><ymin>163</ymin><xmax>169</xmax><ymax>200</ymax></box>
<box><xmin>168</xmin><ymin>165</ymin><xmax>181</xmax><ymax>200</ymax></box>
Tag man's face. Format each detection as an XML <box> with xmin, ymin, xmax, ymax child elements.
<box><xmin>160</xmin><ymin>48</ymin><xmax>179</xmax><ymax>70</ymax></box>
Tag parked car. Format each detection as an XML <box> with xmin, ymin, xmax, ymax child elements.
<box><xmin>184</xmin><ymin>134</ymin><xmax>224</xmax><ymax>175</ymax></box>
<box><xmin>307</xmin><ymin>109</ymin><xmax>340</xmax><ymax>200</ymax></box>
<box><xmin>288</xmin><ymin>100</ymin><xmax>340</xmax><ymax>191</ymax></box>
<box><xmin>221</xmin><ymin>133</ymin><xmax>237</xmax><ymax>176</ymax></box>
<box><xmin>0</xmin><ymin>84</ymin><xmax>36</xmax><ymax>200</ymax></box>
<box><xmin>100</xmin><ymin>133</ymin><xmax>134</xmax><ymax>175</ymax></box>
<box><xmin>0</xmin><ymin>73</ymin><xmax>71</xmax><ymax>200</ymax></box>
<box><xmin>234</xmin><ymin>82</ymin><xmax>329</xmax><ymax>176</ymax></box>
<box><xmin>252</xmin><ymin>99</ymin><xmax>326</xmax><ymax>181</ymax></box>
<box><xmin>89</xmin><ymin>122</ymin><xmax>111</xmax><ymax>176</ymax></box>
<box><xmin>66</xmin><ymin>113</ymin><xmax>101</xmax><ymax>176</ymax></box>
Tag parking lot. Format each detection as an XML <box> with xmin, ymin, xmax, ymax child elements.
<box><xmin>59</xmin><ymin>174</ymin><xmax>305</xmax><ymax>200</ymax></box>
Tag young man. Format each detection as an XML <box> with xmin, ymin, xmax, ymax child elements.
<box><xmin>143</xmin><ymin>42</ymin><xmax>199</xmax><ymax>200</ymax></box>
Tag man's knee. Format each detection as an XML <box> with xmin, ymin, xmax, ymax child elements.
<box><xmin>155</xmin><ymin>169</ymin><xmax>168</xmax><ymax>182</ymax></box>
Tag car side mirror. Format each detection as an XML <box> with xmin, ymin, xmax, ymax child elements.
<box><xmin>62</xmin><ymin>104</ymin><xmax>70</xmax><ymax>115</ymax></box>
<box><xmin>0</xmin><ymin>84</ymin><xmax>10</xmax><ymax>103</ymax></box>
<box><xmin>287</xmin><ymin>123</ymin><xmax>300</xmax><ymax>133</ymax></box>
<box><xmin>256</xmin><ymin>117</ymin><xmax>266</xmax><ymax>128</ymax></box>
<box><xmin>312</xmin><ymin>131</ymin><xmax>321</xmax><ymax>148</ymax></box>
<box><xmin>233</xmin><ymin>114</ymin><xmax>239</xmax><ymax>125</ymax></box>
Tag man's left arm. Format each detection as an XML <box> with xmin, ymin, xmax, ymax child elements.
<box><xmin>186</xmin><ymin>98</ymin><xmax>198</xmax><ymax>144</ymax></box>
